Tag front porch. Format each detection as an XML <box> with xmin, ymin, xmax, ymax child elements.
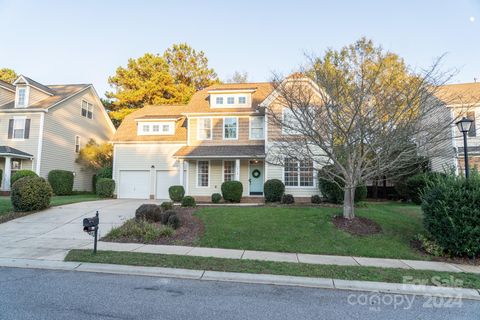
<box><xmin>0</xmin><ymin>146</ymin><xmax>34</xmax><ymax>193</ymax></box>
<box><xmin>174</xmin><ymin>145</ymin><xmax>266</xmax><ymax>198</ymax></box>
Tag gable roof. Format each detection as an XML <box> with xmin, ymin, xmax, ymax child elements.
<box><xmin>0</xmin><ymin>83</ymin><xmax>90</xmax><ymax>110</ymax></box>
<box><xmin>0</xmin><ymin>79</ymin><xmax>15</xmax><ymax>92</ymax></box>
<box><xmin>184</xmin><ymin>82</ymin><xmax>274</xmax><ymax>114</ymax></box>
<box><xmin>436</xmin><ymin>82</ymin><xmax>480</xmax><ymax>105</ymax></box>
<box><xmin>112</xmin><ymin>105</ymin><xmax>189</xmax><ymax>142</ymax></box>
<box><xmin>13</xmin><ymin>75</ymin><xmax>56</xmax><ymax>95</ymax></box>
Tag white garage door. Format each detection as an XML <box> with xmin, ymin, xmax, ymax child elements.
<box><xmin>156</xmin><ymin>170</ymin><xmax>180</xmax><ymax>199</ymax></box>
<box><xmin>118</xmin><ymin>170</ymin><xmax>150</xmax><ymax>199</ymax></box>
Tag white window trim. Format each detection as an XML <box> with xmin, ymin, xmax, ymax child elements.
<box><xmin>196</xmin><ymin>160</ymin><xmax>210</xmax><ymax>188</ymax></box>
<box><xmin>282</xmin><ymin>159</ymin><xmax>316</xmax><ymax>188</ymax></box>
<box><xmin>138</xmin><ymin>121</ymin><xmax>175</xmax><ymax>135</ymax></box>
<box><xmin>211</xmin><ymin>93</ymin><xmax>251</xmax><ymax>109</ymax></box>
<box><xmin>197</xmin><ymin>118</ymin><xmax>213</xmax><ymax>140</ymax></box>
<box><xmin>15</xmin><ymin>86</ymin><xmax>30</xmax><ymax>108</ymax></box>
<box><xmin>222</xmin><ymin>160</ymin><xmax>236</xmax><ymax>183</ymax></box>
<box><xmin>12</xmin><ymin>116</ymin><xmax>27</xmax><ymax>141</ymax></box>
<box><xmin>75</xmin><ymin>135</ymin><xmax>81</xmax><ymax>153</ymax></box>
<box><xmin>223</xmin><ymin>117</ymin><xmax>239</xmax><ymax>140</ymax></box>
<box><xmin>249</xmin><ymin>116</ymin><xmax>265</xmax><ymax>140</ymax></box>
<box><xmin>81</xmin><ymin>99</ymin><xmax>94</xmax><ymax>119</ymax></box>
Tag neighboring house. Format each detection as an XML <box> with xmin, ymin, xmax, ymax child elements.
<box><xmin>112</xmin><ymin>79</ymin><xmax>320</xmax><ymax>201</ymax></box>
<box><xmin>427</xmin><ymin>82</ymin><xmax>480</xmax><ymax>175</ymax></box>
<box><xmin>0</xmin><ymin>75</ymin><xmax>116</xmax><ymax>193</ymax></box>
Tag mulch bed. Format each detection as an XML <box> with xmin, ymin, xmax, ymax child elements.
<box><xmin>332</xmin><ymin>215</ymin><xmax>382</xmax><ymax>236</ymax></box>
<box><xmin>411</xmin><ymin>239</ymin><xmax>479</xmax><ymax>266</ymax></box>
<box><xmin>154</xmin><ymin>208</ymin><xmax>204</xmax><ymax>246</ymax></box>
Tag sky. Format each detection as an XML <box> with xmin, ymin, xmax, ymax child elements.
<box><xmin>0</xmin><ymin>0</ymin><xmax>479</xmax><ymax>97</ymax></box>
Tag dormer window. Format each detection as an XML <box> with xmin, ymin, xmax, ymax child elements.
<box><xmin>210</xmin><ymin>91</ymin><xmax>253</xmax><ymax>108</ymax></box>
<box><xmin>216</xmin><ymin>97</ymin><xmax>224</xmax><ymax>105</ymax></box>
<box><xmin>227</xmin><ymin>97</ymin><xmax>235</xmax><ymax>104</ymax></box>
<box><xmin>238</xmin><ymin>96</ymin><xmax>246</xmax><ymax>104</ymax></box>
<box><xmin>138</xmin><ymin>121</ymin><xmax>174</xmax><ymax>135</ymax></box>
<box><xmin>18</xmin><ymin>88</ymin><xmax>26</xmax><ymax>106</ymax></box>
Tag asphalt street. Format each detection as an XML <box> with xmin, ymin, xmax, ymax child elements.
<box><xmin>0</xmin><ymin>267</ymin><xmax>478</xmax><ymax>320</ymax></box>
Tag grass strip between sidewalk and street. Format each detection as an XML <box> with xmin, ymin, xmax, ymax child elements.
<box><xmin>65</xmin><ymin>249</ymin><xmax>480</xmax><ymax>290</ymax></box>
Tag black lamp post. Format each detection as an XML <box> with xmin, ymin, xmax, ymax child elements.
<box><xmin>456</xmin><ymin>117</ymin><xmax>474</xmax><ymax>178</ymax></box>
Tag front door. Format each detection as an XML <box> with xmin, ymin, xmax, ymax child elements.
<box><xmin>249</xmin><ymin>161</ymin><xmax>264</xmax><ymax>195</ymax></box>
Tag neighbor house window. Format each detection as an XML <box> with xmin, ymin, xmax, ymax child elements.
<box><xmin>17</xmin><ymin>88</ymin><xmax>26</xmax><ymax>107</ymax></box>
<box><xmin>284</xmin><ymin>158</ymin><xmax>314</xmax><ymax>187</ymax></box>
<box><xmin>238</xmin><ymin>96</ymin><xmax>246</xmax><ymax>104</ymax></box>
<box><xmin>250</xmin><ymin>116</ymin><xmax>264</xmax><ymax>139</ymax></box>
<box><xmin>13</xmin><ymin>118</ymin><xmax>26</xmax><ymax>139</ymax></box>
<box><xmin>11</xmin><ymin>159</ymin><xmax>21</xmax><ymax>175</ymax></box>
<box><xmin>467</xmin><ymin>111</ymin><xmax>477</xmax><ymax>137</ymax></box>
<box><xmin>223</xmin><ymin>160</ymin><xmax>236</xmax><ymax>182</ymax></box>
<box><xmin>216</xmin><ymin>96</ymin><xmax>224</xmax><ymax>105</ymax></box>
<box><xmin>81</xmin><ymin>100</ymin><xmax>93</xmax><ymax>119</ymax></box>
<box><xmin>227</xmin><ymin>96</ymin><xmax>235</xmax><ymax>104</ymax></box>
<box><xmin>197</xmin><ymin>160</ymin><xmax>209</xmax><ymax>187</ymax></box>
<box><xmin>75</xmin><ymin>136</ymin><xmax>81</xmax><ymax>153</ymax></box>
<box><xmin>223</xmin><ymin>117</ymin><xmax>238</xmax><ymax>139</ymax></box>
<box><xmin>197</xmin><ymin>118</ymin><xmax>212</xmax><ymax>140</ymax></box>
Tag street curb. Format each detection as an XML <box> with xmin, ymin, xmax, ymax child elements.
<box><xmin>0</xmin><ymin>258</ymin><xmax>479</xmax><ymax>301</ymax></box>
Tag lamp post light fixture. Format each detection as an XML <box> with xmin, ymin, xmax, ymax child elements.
<box><xmin>456</xmin><ymin>117</ymin><xmax>474</xmax><ymax>178</ymax></box>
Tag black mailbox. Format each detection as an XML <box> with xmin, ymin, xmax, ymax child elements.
<box><xmin>83</xmin><ymin>211</ymin><xmax>99</xmax><ymax>253</ymax></box>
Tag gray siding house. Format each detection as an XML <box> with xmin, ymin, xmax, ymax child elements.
<box><xmin>0</xmin><ymin>75</ymin><xmax>115</xmax><ymax>192</ymax></box>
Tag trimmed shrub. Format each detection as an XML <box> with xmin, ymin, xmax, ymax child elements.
<box><xmin>264</xmin><ymin>179</ymin><xmax>285</xmax><ymax>202</ymax></box>
<box><xmin>181</xmin><ymin>196</ymin><xmax>196</xmax><ymax>207</ymax></box>
<box><xmin>47</xmin><ymin>170</ymin><xmax>74</xmax><ymax>195</ymax></box>
<box><xmin>167</xmin><ymin>214</ymin><xmax>181</xmax><ymax>229</ymax></box>
<box><xmin>211</xmin><ymin>193</ymin><xmax>222</xmax><ymax>204</ymax></box>
<box><xmin>169</xmin><ymin>185</ymin><xmax>185</xmax><ymax>202</ymax></box>
<box><xmin>97</xmin><ymin>166</ymin><xmax>113</xmax><ymax>179</ymax></box>
<box><xmin>318</xmin><ymin>166</ymin><xmax>367</xmax><ymax>204</ymax></box>
<box><xmin>104</xmin><ymin>219</ymin><xmax>173</xmax><ymax>243</ymax></box>
<box><xmin>221</xmin><ymin>181</ymin><xmax>243</xmax><ymax>203</ymax></box>
<box><xmin>11</xmin><ymin>176</ymin><xmax>53</xmax><ymax>212</ymax></box>
<box><xmin>311</xmin><ymin>195</ymin><xmax>322</xmax><ymax>204</ymax></box>
<box><xmin>135</xmin><ymin>204</ymin><xmax>162</xmax><ymax>222</ymax></box>
<box><xmin>406</xmin><ymin>172</ymin><xmax>445</xmax><ymax>205</ymax></box>
<box><xmin>11</xmin><ymin>170</ymin><xmax>37</xmax><ymax>185</ymax></box>
<box><xmin>161</xmin><ymin>210</ymin><xmax>176</xmax><ymax>225</ymax></box>
<box><xmin>160</xmin><ymin>201</ymin><xmax>173</xmax><ymax>211</ymax></box>
<box><xmin>96</xmin><ymin>178</ymin><xmax>115</xmax><ymax>198</ymax></box>
<box><xmin>421</xmin><ymin>173</ymin><xmax>480</xmax><ymax>257</ymax></box>
<box><xmin>281</xmin><ymin>194</ymin><xmax>295</xmax><ymax>204</ymax></box>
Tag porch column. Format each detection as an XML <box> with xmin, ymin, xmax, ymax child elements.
<box><xmin>179</xmin><ymin>159</ymin><xmax>184</xmax><ymax>187</ymax></box>
<box><xmin>235</xmin><ymin>159</ymin><xmax>240</xmax><ymax>181</ymax></box>
<box><xmin>3</xmin><ymin>156</ymin><xmax>11</xmax><ymax>191</ymax></box>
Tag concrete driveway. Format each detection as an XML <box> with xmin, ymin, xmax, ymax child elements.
<box><xmin>0</xmin><ymin>199</ymin><xmax>154</xmax><ymax>261</ymax></box>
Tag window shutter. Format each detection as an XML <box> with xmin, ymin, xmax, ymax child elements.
<box><xmin>24</xmin><ymin>119</ymin><xmax>31</xmax><ymax>139</ymax></box>
<box><xmin>8</xmin><ymin>119</ymin><xmax>14</xmax><ymax>139</ymax></box>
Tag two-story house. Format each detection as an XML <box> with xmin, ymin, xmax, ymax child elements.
<box><xmin>0</xmin><ymin>75</ymin><xmax>116</xmax><ymax>193</ymax></box>
<box><xmin>112</xmin><ymin>79</ymin><xmax>319</xmax><ymax>201</ymax></box>
<box><xmin>427</xmin><ymin>82</ymin><xmax>480</xmax><ymax>175</ymax></box>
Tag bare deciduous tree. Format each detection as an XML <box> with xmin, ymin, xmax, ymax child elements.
<box><xmin>265</xmin><ymin>38</ymin><xmax>464</xmax><ymax>219</ymax></box>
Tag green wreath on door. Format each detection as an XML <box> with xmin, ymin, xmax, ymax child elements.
<box><xmin>252</xmin><ymin>169</ymin><xmax>261</xmax><ymax>178</ymax></box>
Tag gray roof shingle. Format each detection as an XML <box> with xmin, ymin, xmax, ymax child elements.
<box><xmin>0</xmin><ymin>146</ymin><xmax>33</xmax><ymax>158</ymax></box>
<box><xmin>174</xmin><ymin>145</ymin><xmax>265</xmax><ymax>158</ymax></box>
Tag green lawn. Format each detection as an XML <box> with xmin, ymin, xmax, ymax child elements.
<box><xmin>0</xmin><ymin>194</ymin><xmax>101</xmax><ymax>222</ymax></box>
<box><xmin>65</xmin><ymin>250</ymin><xmax>480</xmax><ymax>289</ymax></box>
<box><xmin>195</xmin><ymin>203</ymin><xmax>426</xmax><ymax>260</ymax></box>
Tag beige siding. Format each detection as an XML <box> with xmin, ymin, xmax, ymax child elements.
<box><xmin>266</xmin><ymin>162</ymin><xmax>320</xmax><ymax>197</ymax></box>
<box><xmin>41</xmin><ymin>89</ymin><xmax>115</xmax><ymax>191</ymax></box>
<box><xmin>187</xmin><ymin>159</ymin><xmax>250</xmax><ymax>197</ymax></box>
<box><xmin>28</xmin><ymin>87</ymin><xmax>50</xmax><ymax>106</ymax></box>
<box><xmin>112</xmin><ymin>143</ymin><xmax>185</xmax><ymax>196</ymax></box>
<box><xmin>188</xmin><ymin>117</ymin><xmax>264</xmax><ymax>146</ymax></box>
<box><xmin>0</xmin><ymin>88</ymin><xmax>14</xmax><ymax>106</ymax></box>
<box><xmin>0</xmin><ymin>112</ymin><xmax>42</xmax><ymax>169</ymax></box>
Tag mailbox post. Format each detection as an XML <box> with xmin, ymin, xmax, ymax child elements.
<box><xmin>83</xmin><ymin>211</ymin><xmax>99</xmax><ymax>254</ymax></box>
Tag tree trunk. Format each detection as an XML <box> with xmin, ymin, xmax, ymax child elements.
<box><xmin>343</xmin><ymin>186</ymin><xmax>355</xmax><ymax>219</ymax></box>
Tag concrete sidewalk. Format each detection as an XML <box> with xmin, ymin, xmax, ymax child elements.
<box><xmin>1</xmin><ymin>257</ymin><xmax>479</xmax><ymax>301</ymax></box>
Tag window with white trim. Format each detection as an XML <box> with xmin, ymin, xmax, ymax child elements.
<box><xmin>152</xmin><ymin>124</ymin><xmax>160</xmax><ymax>132</ymax></box>
<box><xmin>81</xmin><ymin>100</ymin><xmax>93</xmax><ymax>119</ymax></box>
<box><xmin>284</xmin><ymin>158</ymin><xmax>314</xmax><ymax>187</ymax></box>
<box><xmin>17</xmin><ymin>88</ymin><xmax>26</xmax><ymax>107</ymax></box>
<box><xmin>11</xmin><ymin>159</ymin><xmax>21</xmax><ymax>175</ymax></box>
<box><xmin>197</xmin><ymin>118</ymin><xmax>212</xmax><ymax>140</ymax></box>
<box><xmin>250</xmin><ymin>116</ymin><xmax>264</xmax><ymax>139</ymax></box>
<box><xmin>13</xmin><ymin>118</ymin><xmax>26</xmax><ymax>139</ymax></box>
<box><xmin>223</xmin><ymin>160</ymin><xmax>236</xmax><ymax>182</ymax></box>
<box><xmin>238</xmin><ymin>96</ymin><xmax>246</xmax><ymax>104</ymax></box>
<box><xmin>138</xmin><ymin>122</ymin><xmax>175</xmax><ymax>135</ymax></box>
<box><xmin>75</xmin><ymin>136</ymin><xmax>81</xmax><ymax>153</ymax></box>
<box><xmin>216</xmin><ymin>96</ymin><xmax>224</xmax><ymax>105</ymax></box>
<box><xmin>197</xmin><ymin>161</ymin><xmax>209</xmax><ymax>187</ymax></box>
<box><xmin>227</xmin><ymin>96</ymin><xmax>235</xmax><ymax>104</ymax></box>
<box><xmin>223</xmin><ymin>117</ymin><xmax>238</xmax><ymax>139</ymax></box>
